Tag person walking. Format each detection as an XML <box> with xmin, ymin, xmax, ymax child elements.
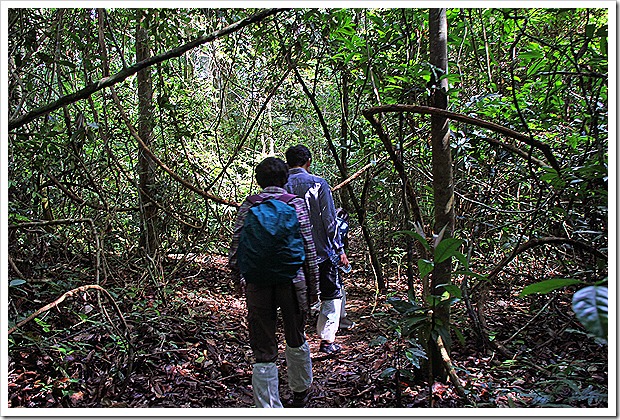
<box><xmin>228</xmin><ymin>157</ymin><xmax>320</xmax><ymax>408</ymax></box>
<box><xmin>284</xmin><ymin>145</ymin><xmax>350</xmax><ymax>355</ymax></box>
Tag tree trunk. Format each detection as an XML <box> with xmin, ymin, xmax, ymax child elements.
<box><xmin>136</xmin><ymin>9</ymin><xmax>159</xmax><ymax>257</ymax></box>
<box><xmin>398</xmin><ymin>114</ymin><xmax>416</xmax><ymax>297</ymax></box>
<box><xmin>429</xmin><ymin>7</ymin><xmax>454</xmax><ymax>379</ymax></box>
<box><xmin>338</xmin><ymin>66</ymin><xmax>352</xmax><ymax>213</ymax></box>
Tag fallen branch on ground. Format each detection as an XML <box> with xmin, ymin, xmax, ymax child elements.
<box><xmin>8</xmin><ymin>284</ymin><xmax>126</xmax><ymax>335</ymax></box>
<box><xmin>436</xmin><ymin>334</ymin><xmax>469</xmax><ymax>401</ymax></box>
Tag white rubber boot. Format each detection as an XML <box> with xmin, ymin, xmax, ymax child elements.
<box><xmin>285</xmin><ymin>341</ymin><xmax>312</xmax><ymax>393</ymax></box>
<box><xmin>252</xmin><ymin>362</ymin><xmax>283</xmax><ymax>408</ymax></box>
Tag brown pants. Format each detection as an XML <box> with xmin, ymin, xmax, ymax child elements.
<box><xmin>246</xmin><ymin>281</ymin><xmax>307</xmax><ymax>363</ymax></box>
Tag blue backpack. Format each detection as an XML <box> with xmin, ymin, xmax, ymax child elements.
<box><xmin>237</xmin><ymin>194</ymin><xmax>306</xmax><ymax>285</ymax></box>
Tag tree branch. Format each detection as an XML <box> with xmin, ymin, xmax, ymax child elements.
<box><xmin>487</xmin><ymin>236</ymin><xmax>607</xmax><ymax>281</ymax></box>
<box><xmin>110</xmin><ymin>88</ymin><xmax>239</xmax><ymax>208</ymax></box>
<box><xmin>9</xmin><ymin>8</ymin><xmax>288</xmax><ymax>131</ymax></box>
<box><xmin>331</xmin><ymin>157</ymin><xmax>388</xmax><ymax>192</ymax></box>
<box><xmin>9</xmin><ymin>218</ymin><xmax>104</xmax><ymax>284</ymax></box>
<box><xmin>362</xmin><ymin>104</ymin><xmax>562</xmax><ymax>173</ymax></box>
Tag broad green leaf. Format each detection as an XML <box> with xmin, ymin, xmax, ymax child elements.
<box><xmin>434</xmin><ymin>238</ymin><xmax>464</xmax><ymax>263</ymax></box>
<box><xmin>453</xmin><ymin>251</ymin><xmax>469</xmax><ymax>270</ymax></box>
<box><xmin>519</xmin><ymin>278</ymin><xmax>584</xmax><ymax>297</ymax></box>
<box><xmin>520</xmin><ymin>50</ymin><xmax>543</xmax><ymax>60</ymax></box>
<box><xmin>387</xmin><ymin>297</ymin><xmax>422</xmax><ymax>314</ymax></box>
<box><xmin>402</xmin><ymin>316</ymin><xmax>428</xmax><ymax>330</ymax></box>
<box><xmin>417</xmin><ymin>259</ymin><xmax>434</xmax><ymax>278</ymax></box>
<box><xmin>572</xmin><ymin>286</ymin><xmax>608</xmax><ymax>340</ymax></box>
<box><xmin>452</xmin><ymin>324</ymin><xmax>466</xmax><ymax>345</ymax></box>
<box><xmin>379</xmin><ymin>367</ymin><xmax>397</xmax><ymax>380</ymax></box>
<box><xmin>369</xmin><ymin>336</ymin><xmax>388</xmax><ymax>347</ymax></box>
<box><xmin>439</xmin><ymin>284</ymin><xmax>462</xmax><ymax>299</ymax></box>
<box><xmin>404</xmin><ymin>348</ymin><xmax>427</xmax><ymax>369</ymax></box>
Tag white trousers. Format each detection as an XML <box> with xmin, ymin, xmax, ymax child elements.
<box><xmin>316</xmin><ymin>298</ymin><xmax>342</xmax><ymax>343</ymax></box>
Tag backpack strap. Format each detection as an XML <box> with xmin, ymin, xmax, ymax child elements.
<box><xmin>247</xmin><ymin>193</ymin><xmax>297</xmax><ymax>206</ymax></box>
<box><xmin>246</xmin><ymin>195</ymin><xmax>264</xmax><ymax>206</ymax></box>
<box><xmin>277</xmin><ymin>193</ymin><xmax>298</xmax><ymax>204</ymax></box>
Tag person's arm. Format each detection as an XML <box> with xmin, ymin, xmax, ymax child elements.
<box><xmin>294</xmin><ymin>198</ymin><xmax>320</xmax><ymax>302</ymax></box>
<box><xmin>228</xmin><ymin>199</ymin><xmax>251</xmax><ymax>293</ymax></box>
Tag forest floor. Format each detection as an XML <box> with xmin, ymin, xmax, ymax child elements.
<box><xmin>7</xmin><ymin>251</ymin><xmax>609</xmax><ymax>410</ymax></box>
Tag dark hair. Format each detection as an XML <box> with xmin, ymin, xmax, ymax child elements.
<box><xmin>255</xmin><ymin>157</ymin><xmax>289</xmax><ymax>188</ymax></box>
<box><xmin>285</xmin><ymin>144</ymin><xmax>312</xmax><ymax>168</ymax></box>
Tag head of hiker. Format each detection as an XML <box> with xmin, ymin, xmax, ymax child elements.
<box><xmin>285</xmin><ymin>144</ymin><xmax>311</xmax><ymax>169</ymax></box>
<box><xmin>255</xmin><ymin>156</ymin><xmax>289</xmax><ymax>188</ymax></box>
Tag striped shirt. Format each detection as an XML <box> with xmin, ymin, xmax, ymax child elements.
<box><xmin>228</xmin><ymin>186</ymin><xmax>320</xmax><ymax>297</ymax></box>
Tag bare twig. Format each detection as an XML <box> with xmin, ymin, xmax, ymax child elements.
<box><xmin>331</xmin><ymin>157</ymin><xmax>388</xmax><ymax>192</ymax></box>
<box><xmin>500</xmin><ymin>296</ymin><xmax>557</xmax><ymax>345</ymax></box>
<box><xmin>9</xmin><ymin>218</ymin><xmax>104</xmax><ymax>284</ymax></box>
<box><xmin>487</xmin><ymin>236</ymin><xmax>606</xmax><ymax>281</ymax></box>
<box><xmin>8</xmin><ymin>254</ymin><xmax>25</xmax><ymax>279</ymax></box>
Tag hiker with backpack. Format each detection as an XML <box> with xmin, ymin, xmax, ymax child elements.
<box><xmin>285</xmin><ymin>145</ymin><xmax>350</xmax><ymax>355</ymax></box>
<box><xmin>228</xmin><ymin>157</ymin><xmax>320</xmax><ymax>408</ymax></box>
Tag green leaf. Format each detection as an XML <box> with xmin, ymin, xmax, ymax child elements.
<box><xmin>379</xmin><ymin>367</ymin><xmax>397</xmax><ymax>380</ymax></box>
<box><xmin>520</xmin><ymin>50</ymin><xmax>543</xmax><ymax>60</ymax></box>
<box><xmin>453</xmin><ymin>251</ymin><xmax>469</xmax><ymax>270</ymax></box>
<box><xmin>572</xmin><ymin>286</ymin><xmax>607</xmax><ymax>340</ymax></box>
<box><xmin>519</xmin><ymin>278</ymin><xmax>584</xmax><ymax>297</ymax></box>
<box><xmin>439</xmin><ymin>284</ymin><xmax>462</xmax><ymax>299</ymax></box>
<box><xmin>369</xmin><ymin>336</ymin><xmax>388</xmax><ymax>347</ymax></box>
<box><xmin>452</xmin><ymin>324</ymin><xmax>466</xmax><ymax>345</ymax></box>
<box><xmin>417</xmin><ymin>259</ymin><xmax>434</xmax><ymax>278</ymax></box>
<box><xmin>404</xmin><ymin>347</ymin><xmax>427</xmax><ymax>369</ymax></box>
<box><xmin>402</xmin><ymin>315</ymin><xmax>428</xmax><ymax>330</ymax></box>
<box><xmin>387</xmin><ymin>297</ymin><xmax>422</xmax><ymax>314</ymax></box>
<box><xmin>9</xmin><ymin>279</ymin><xmax>26</xmax><ymax>287</ymax></box>
<box><xmin>434</xmin><ymin>238</ymin><xmax>464</xmax><ymax>263</ymax></box>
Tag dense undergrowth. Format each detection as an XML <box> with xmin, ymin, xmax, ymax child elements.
<box><xmin>7</xmin><ymin>248</ymin><xmax>607</xmax><ymax>409</ymax></box>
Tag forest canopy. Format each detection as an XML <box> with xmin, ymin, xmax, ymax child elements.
<box><xmin>5</xmin><ymin>5</ymin><xmax>611</xmax><ymax>410</ymax></box>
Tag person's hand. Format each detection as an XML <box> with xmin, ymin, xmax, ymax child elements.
<box><xmin>235</xmin><ymin>277</ymin><xmax>246</xmax><ymax>297</ymax></box>
<box><xmin>339</xmin><ymin>252</ymin><xmax>350</xmax><ymax>267</ymax></box>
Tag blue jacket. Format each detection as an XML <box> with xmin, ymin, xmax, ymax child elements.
<box><xmin>285</xmin><ymin>167</ymin><xmax>344</xmax><ymax>263</ymax></box>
